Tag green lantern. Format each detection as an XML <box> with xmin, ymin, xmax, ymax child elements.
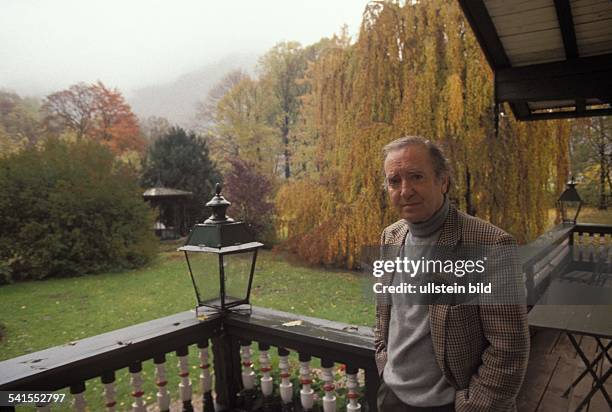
<box><xmin>557</xmin><ymin>176</ymin><xmax>583</xmax><ymax>224</ymax></box>
<box><xmin>179</xmin><ymin>183</ymin><xmax>262</xmax><ymax>314</ymax></box>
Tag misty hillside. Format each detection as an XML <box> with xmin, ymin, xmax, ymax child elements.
<box><xmin>127</xmin><ymin>53</ymin><xmax>259</xmax><ymax>129</ymax></box>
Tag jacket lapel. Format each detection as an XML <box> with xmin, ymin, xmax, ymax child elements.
<box><xmin>430</xmin><ymin>204</ymin><xmax>461</xmax><ymax>387</ymax></box>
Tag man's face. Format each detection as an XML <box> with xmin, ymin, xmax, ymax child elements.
<box><xmin>384</xmin><ymin>145</ymin><xmax>448</xmax><ymax>223</ymax></box>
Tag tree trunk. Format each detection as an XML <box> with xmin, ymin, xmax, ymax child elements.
<box><xmin>465</xmin><ymin>167</ymin><xmax>476</xmax><ymax>216</ymax></box>
<box><xmin>599</xmin><ymin>142</ymin><xmax>607</xmax><ymax>210</ymax></box>
<box><xmin>282</xmin><ymin>114</ymin><xmax>290</xmax><ymax>179</ymax></box>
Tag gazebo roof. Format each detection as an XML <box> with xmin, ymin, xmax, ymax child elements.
<box><xmin>142</xmin><ymin>187</ymin><xmax>193</xmax><ymax>199</ymax></box>
<box><xmin>458</xmin><ymin>0</ymin><xmax>612</xmax><ymax>120</ymax></box>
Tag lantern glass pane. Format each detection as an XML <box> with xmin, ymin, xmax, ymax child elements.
<box><xmin>222</xmin><ymin>251</ymin><xmax>255</xmax><ymax>305</ymax></box>
<box><xmin>562</xmin><ymin>200</ymin><xmax>581</xmax><ymax>222</ymax></box>
<box><xmin>185</xmin><ymin>251</ymin><xmax>220</xmax><ymax>305</ymax></box>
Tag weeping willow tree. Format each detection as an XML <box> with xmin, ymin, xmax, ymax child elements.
<box><xmin>276</xmin><ymin>0</ymin><xmax>571</xmax><ymax>268</ymax></box>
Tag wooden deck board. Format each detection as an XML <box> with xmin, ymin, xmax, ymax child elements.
<box><xmin>517</xmin><ymin>331</ymin><xmax>612</xmax><ymax>411</ymax></box>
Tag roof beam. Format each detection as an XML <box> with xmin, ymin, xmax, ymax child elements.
<box><xmin>496</xmin><ymin>53</ymin><xmax>612</xmax><ymax>102</ymax></box>
<box><xmin>523</xmin><ymin>108</ymin><xmax>612</xmax><ymax>121</ymax></box>
<box><xmin>553</xmin><ymin>0</ymin><xmax>579</xmax><ymax>59</ymax></box>
<box><xmin>457</xmin><ymin>0</ymin><xmax>510</xmax><ymax>68</ymax></box>
<box><xmin>509</xmin><ymin>102</ymin><xmax>531</xmax><ymax>120</ymax></box>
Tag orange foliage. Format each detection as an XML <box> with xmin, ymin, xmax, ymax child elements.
<box><xmin>42</xmin><ymin>81</ymin><xmax>145</xmax><ymax>155</ymax></box>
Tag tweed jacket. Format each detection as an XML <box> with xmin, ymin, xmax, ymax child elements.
<box><xmin>375</xmin><ymin>204</ymin><xmax>530</xmax><ymax>412</ymax></box>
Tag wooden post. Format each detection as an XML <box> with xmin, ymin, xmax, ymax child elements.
<box><xmin>364</xmin><ymin>366</ymin><xmax>380</xmax><ymax>412</ymax></box>
<box><xmin>211</xmin><ymin>331</ymin><xmax>242</xmax><ymax>410</ymax></box>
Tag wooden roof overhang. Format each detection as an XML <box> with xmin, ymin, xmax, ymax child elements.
<box><xmin>458</xmin><ymin>0</ymin><xmax>612</xmax><ymax>120</ymax></box>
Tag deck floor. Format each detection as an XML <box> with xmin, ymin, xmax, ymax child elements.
<box><xmin>517</xmin><ymin>329</ymin><xmax>611</xmax><ymax>412</ymax></box>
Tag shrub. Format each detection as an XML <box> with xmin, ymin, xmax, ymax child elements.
<box><xmin>223</xmin><ymin>157</ymin><xmax>276</xmax><ymax>244</ymax></box>
<box><xmin>0</xmin><ymin>138</ymin><xmax>157</xmax><ymax>282</ymax></box>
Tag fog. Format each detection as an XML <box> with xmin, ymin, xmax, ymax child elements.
<box><xmin>0</xmin><ymin>0</ymin><xmax>369</xmax><ymax>97</ymax></box>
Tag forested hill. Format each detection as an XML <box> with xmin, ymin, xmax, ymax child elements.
<box><xmin>127</xmin><ymin>53</ymin><xmax>258</xmax><ymax>128</ymax></box>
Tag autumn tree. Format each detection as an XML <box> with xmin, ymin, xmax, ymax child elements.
<box><xmin>571</xmin><ymin>116</ymin><xmax>611</xmax><ymax>209</ymax></box>
<box><xmin>140</xmin><ymin>116</ymin><xmax>172</xmax><ymax>143</ymax></box>
<box><xmin>196</xmin><ymin>69</ymin><xmax>248</xmax><ymax>130</ymax></box>
<box><xmin>273</xmin><ymin>0</ymin><xmax>571</xmax><ymax>268</ymax></box>
<box><xmin>199</xmin><ymin>70</ymin><xmax>279</xmax><ymax>176</ymax></box>
<box><xmin>259</xmin><ymin>42</ymin><xmax>311</xmax><ymax>178</ymax></box>
<box><xmin>223</xmin><ymin>157</ymin><xmax>275</xmax><ymax>242</ymax></box>
<box><xmin>41</xmin><ymin>81</ymin><xmax>145</xmax><ymax>154</ymax></box>
<box><xmin>0</xmin><ymin>91</ymin><xmax>44</xmax><ymax>154</ymax></box>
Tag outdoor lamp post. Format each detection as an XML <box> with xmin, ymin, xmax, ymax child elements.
<box><xmin>179</xmin><ymin>183</ymin><xmax>262</xmax><ymax>316</ymax></box>
<box><xmin>557</xmin><ymin>176</ymin><xmax>583</xmax><ymax>224</ymax></box>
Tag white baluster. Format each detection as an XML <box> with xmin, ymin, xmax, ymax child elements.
<box><xmin>299</xmin><ymin>354</ymin><xmax>314</xmax><ymax>411</ymax></box>
<box><xmin>129</xmin><ymin>363</ymin><xmax>146</xmax><ymax>412</ymax></box>
<box><xmin>101</xmin><ymin>371</ymin><xmax>117</xmax><ymax>412</ymax></box>
<box><xmin>198</xmin><ymin>341</ymin><xmax>215</xmax><ymax>412</ymax></box>
<box><xmin>199</xmin><ymin>342</ymin><xmax>212</xmax><ymax>393</ymax></box>
<box><xmin>346</xmin><ymin>366</ymin><xmax>361</xmax><ymax>412</ymax></box>
<box><xmin>278</xmin><ymin>347</ymin><xmax>293</xmax><ymax>404</ymax></box>
<box><xmin>71</xmin><ymin>383</ymin><xmax>87</xmax><ymax>412</ymax></box>
<box><xmin>154</xmin><ymin>355</ymin><xmax>170</xmax><ymax>412</ymax></box>
<box><xmin>240</xmin><ymin>342</ymin><xmax>255</xmax><ymax>390</ymax></box>
<box><xmin>177</xmin><ymin>347</ymin><xmax>193</xmax><ymax>410</ymax></box>
<box><xmin>259</xmin><ymin>343</ymin><xmax>273</xmax><ymax>396</ymax></box>
<box><xmin>321</xmin><ymin>359</ymin><xmax>336</xmax><ymax>412</ymax></box>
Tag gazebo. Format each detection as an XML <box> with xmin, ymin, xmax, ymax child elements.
<box><xmin>143</xmin><ymin>186</ymin><xmax>193</xmax><ymax>240</ymax></box>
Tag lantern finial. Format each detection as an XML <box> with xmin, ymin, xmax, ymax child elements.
<box><xmin>204</xmin><ymin>182</ymin><xmax>234</xmax><ymax>224</ymax></box>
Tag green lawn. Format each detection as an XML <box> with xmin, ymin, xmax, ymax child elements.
<box><xmin>0</xmin><ymin>242</ymin><xmax>374</xmax><ymax>410</ymax></box>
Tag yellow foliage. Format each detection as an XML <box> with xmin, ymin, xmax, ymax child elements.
<box><xmin>273</xmin><ymin>0</ymin><xmax>571</xmax><ymax>267</ymax></box>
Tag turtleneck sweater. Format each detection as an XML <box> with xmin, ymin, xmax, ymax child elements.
<box><xmin>405</xmin><ymin>195</ymin><xmax>450</xmax><ymax>237</ymax></box>
<box><xmin>383</xmin><ymin>196</ymin><xmax>456</xmax><ymax>407</ymax></box>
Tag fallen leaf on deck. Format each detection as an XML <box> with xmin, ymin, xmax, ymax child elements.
<box><xmin>282</xmin><ymin>320</ymin><xmax>303</xmax><ymax>327</ymax></box>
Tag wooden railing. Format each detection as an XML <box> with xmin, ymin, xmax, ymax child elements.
<box><xmin>569</xmin><ymin>224</ymin><xmax>612</xmax><ymax>284</ymax></box>
<box><xmin>0</xmin><ymin>306</ymin><xmax>378</xmax><ymax>411</ymax></box>
<box><xmin>521</xmin><ymin>223</ymin><xmax>612</xmax><ymax>303</ymax></box>
<box><xmin>1</xmin><ymin>223</ymin><xmax>610</xmax><ymax>411</ymax></box>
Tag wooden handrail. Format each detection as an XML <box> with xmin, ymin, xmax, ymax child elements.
<box><xmin>0</xmin><ymin>310</ymin><xmax>222</xmax><ymax>391</ymax></box>
<box><xmin>0</xmin><ymin>306</ymin><xmax>379</xmax><ymax>410</ymax></box>
<box><xmin>573</xmin><ymin>223</ymin><xmax>612</xmax><ymax>235</ymax></box>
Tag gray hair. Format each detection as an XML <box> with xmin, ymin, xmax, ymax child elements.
<box><xmin>382</xmin><ymin>136</ymin><xmax>451</xmax><ymax>189</ymax></box>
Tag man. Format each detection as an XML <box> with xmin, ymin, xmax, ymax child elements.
<box><xmin>375</xmin><ymin>136</ymin><xmax>529</xmax><ymax>412</ymax></box>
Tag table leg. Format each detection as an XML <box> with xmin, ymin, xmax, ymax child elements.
<box><xmin>596</xmin><ymin>338</ymin><xmax>612</xmax><ymax>364</ymax></box>
<box><xmin>566</xmin><ymin>333</ymin><xmax>612</xmax><ymax>410</ymax></box>
<box><xmin>574</xmin><ymin>367</ymin><xmax>612</xmax><ymax>412</ymax></box>
<box><xmin>563</xmin><ymin>339</ymin><xmax>612</xmax><ymax>397</ymax></box>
